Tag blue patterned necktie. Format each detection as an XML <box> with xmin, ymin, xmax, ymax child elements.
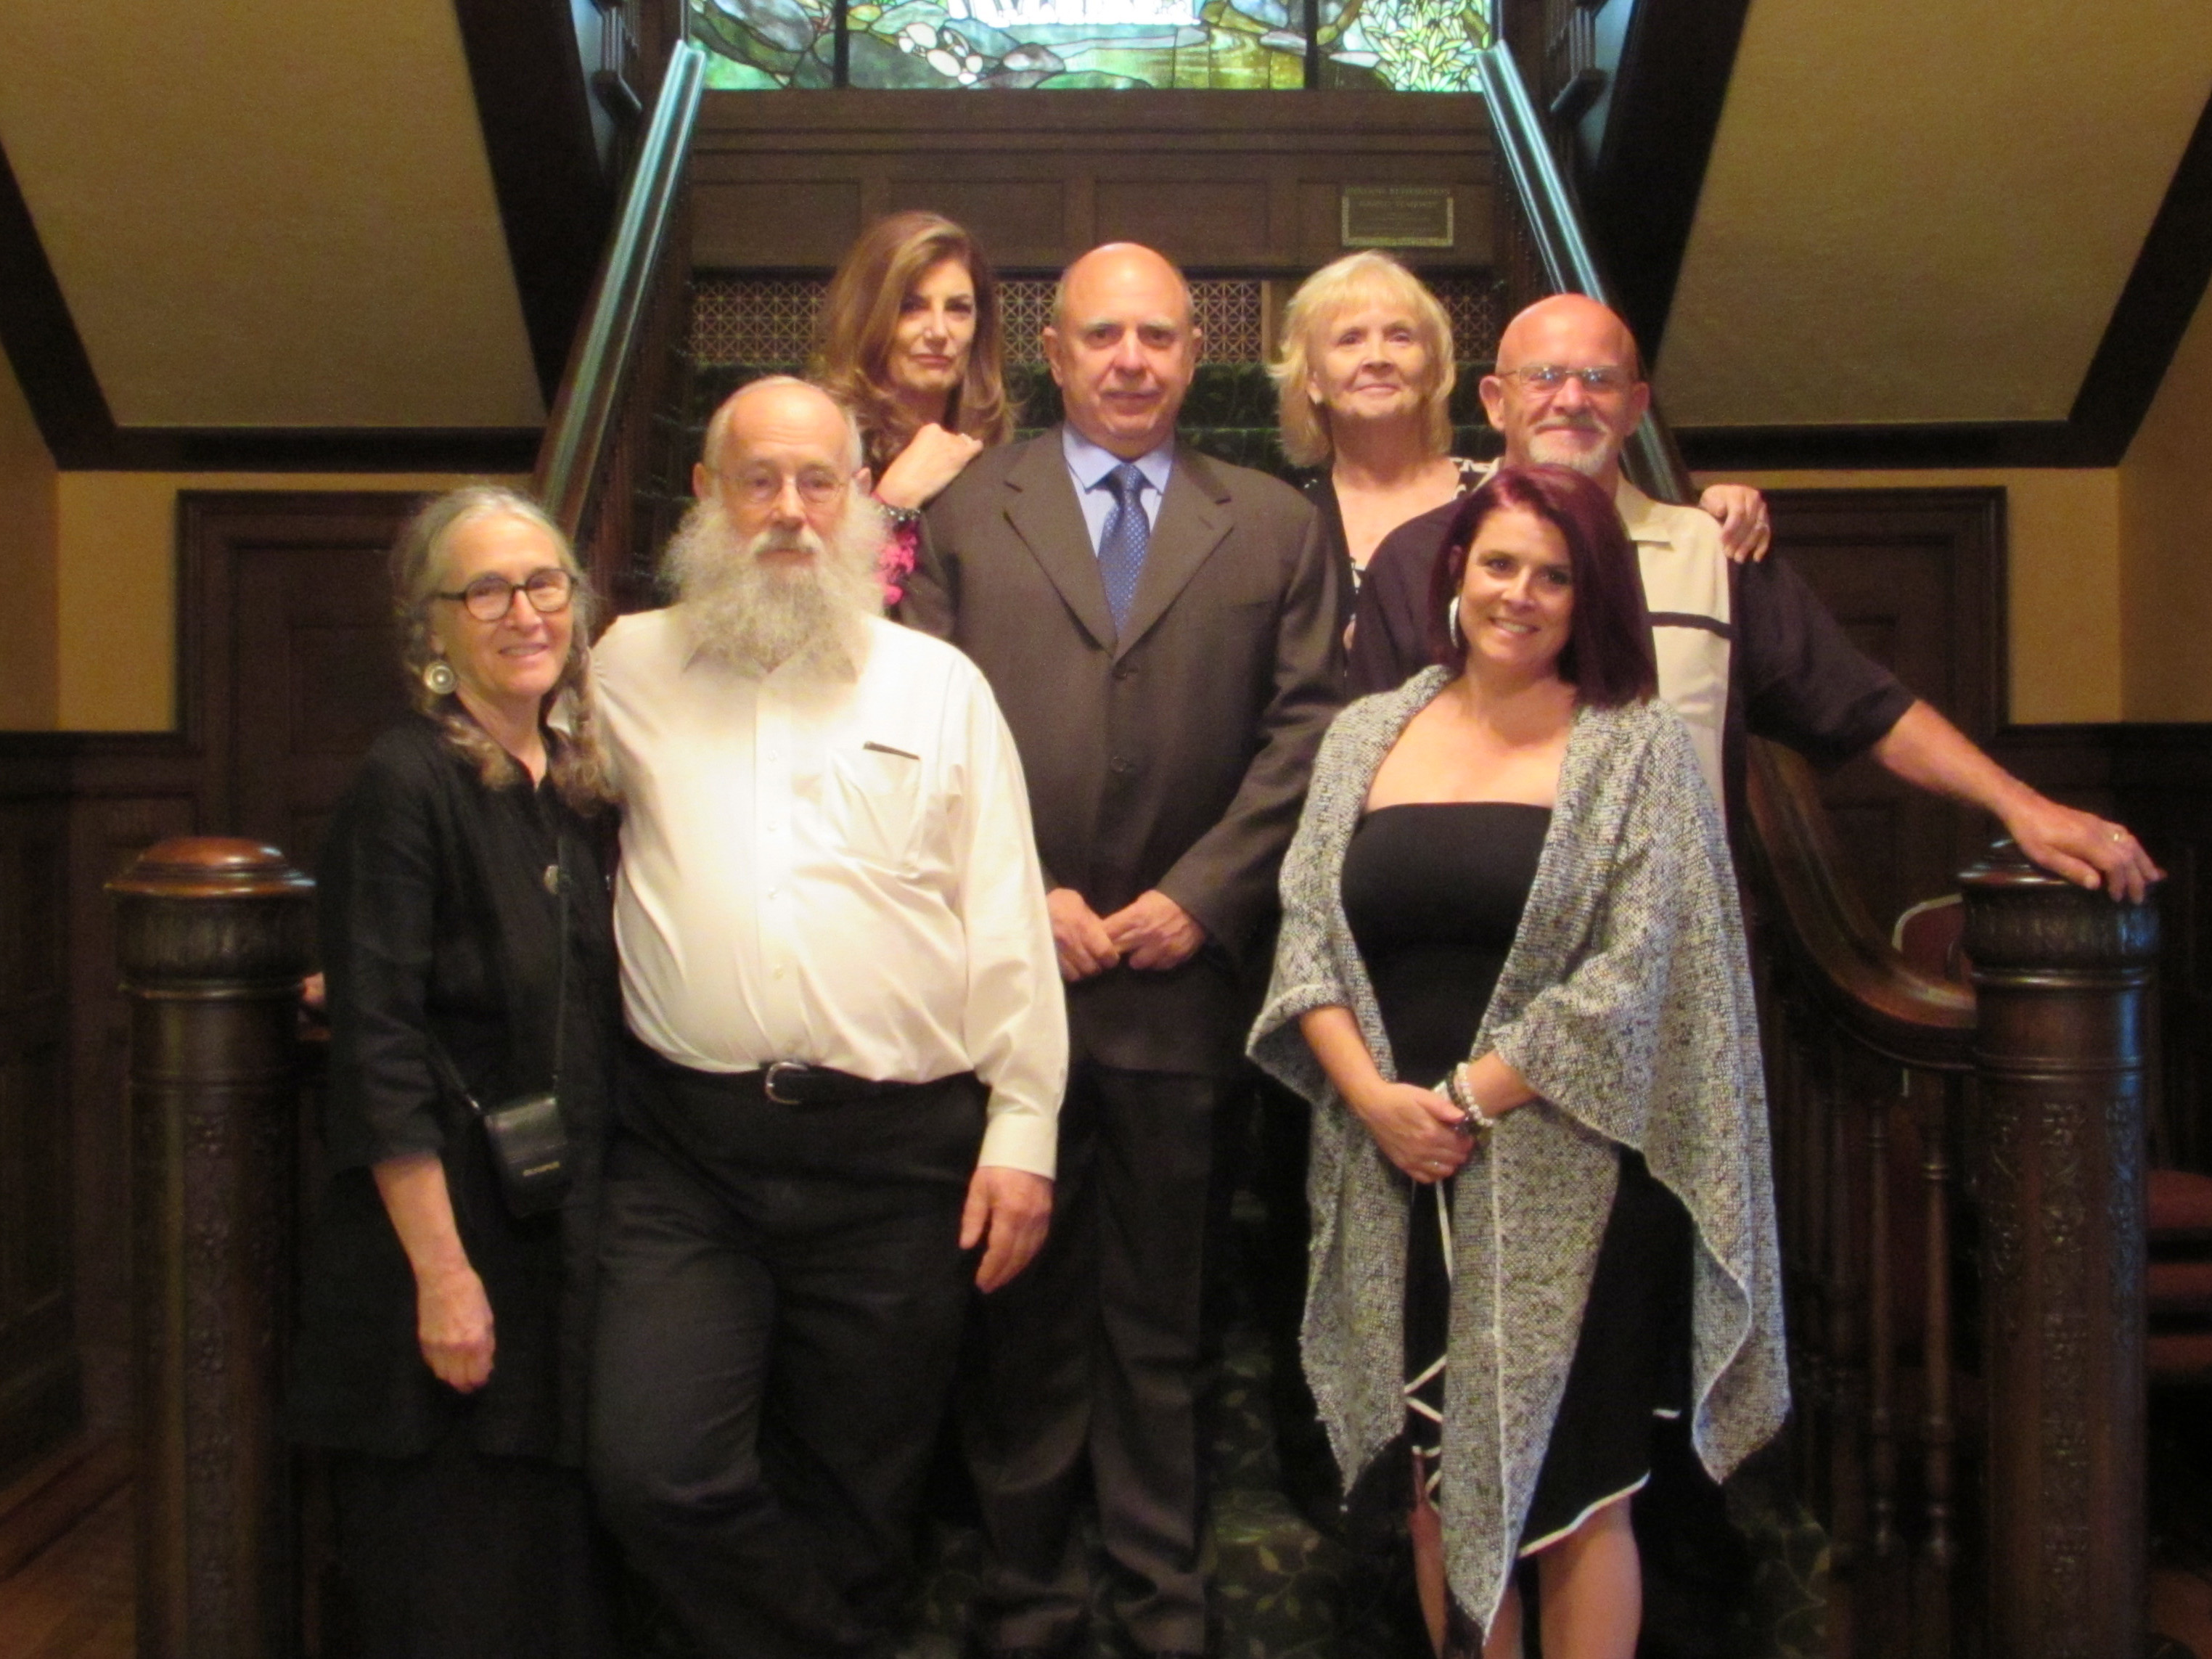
<box><xmin>1098</xmin><ymin>462</ymin><xmax>1150</xmax><ymax>633</ymax></box>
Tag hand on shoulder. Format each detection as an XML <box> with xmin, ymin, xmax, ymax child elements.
<box><xmin>876</xmin><ymin>424</ymin><xmax>985</xmax><ymax>512</ymax></box>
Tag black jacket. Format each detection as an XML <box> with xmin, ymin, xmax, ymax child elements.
<box><xmin>290</xmin><ymin>716</ymin><xmax>616</xmax><ymax>1462</ymax></box>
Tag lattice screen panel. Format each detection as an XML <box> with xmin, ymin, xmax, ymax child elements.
<box><xmin>692</xmin><ymin>272</ymin><xmax>1499</xmax><ymax>366</ymax></box>
<box><xmin>1430</xmin><ymin>273</ymin><xmax>1506</xmax><ymax>364</ymax></box>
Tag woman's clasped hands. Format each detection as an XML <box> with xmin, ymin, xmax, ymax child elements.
<box><xmin>1350</xmin><ymin>1076</ymin><xmax>1473</xmax><ymax>1185</ymax></box>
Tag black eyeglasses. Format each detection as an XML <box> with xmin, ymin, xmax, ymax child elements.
<box><xmin>435</xmin><ymin>568</ymin><xmax>575</xmax><ymax>623</ymax></box>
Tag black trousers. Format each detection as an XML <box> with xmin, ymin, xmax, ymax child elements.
<box><xmin>962</xmin><ymin>1061</ymin><xmax>1232</xmax><ymax>1654</ymax></box>
<box><xmin>589</xmin><ymin>1044</ymin><xmax>986</xmax><ymax>1659</ymax></box>
<box><xmin>327</xmin><ymin>1422</ymin><xmax>615</xmax><ymax>1659</ymax></box>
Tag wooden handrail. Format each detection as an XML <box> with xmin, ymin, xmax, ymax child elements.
<box><xmin>1742</xmin><ymin>740</ymin><xmax>1975</xmax><ymax>1069</ymax></box>
<box><xmin>1472</xmin><ymin>44</ymin><xmax>1690</xmax><ymax>506</ymax></box>
<box><xmin>534</xmin><ymin>38</ymin><xmax>707</xmax><ymax>538</ymax></box>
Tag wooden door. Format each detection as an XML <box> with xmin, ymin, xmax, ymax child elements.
<box><xmin>1765</xmin><ymin>488</ymin><xmax>2005</xmax><ymax>933</ymax></box>
<box><xmin>181</xmin><ymin>493</ymin><xmax>426</xmax><ymax>874</ymax></box>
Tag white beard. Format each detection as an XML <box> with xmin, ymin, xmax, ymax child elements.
<box><xmin>663</xmin><ymin>494</ymin><xmax>888</xmax><ymax>681</ymax></box>
<box><xmin>1525</xmin><ymin>421</ymin><xmax>1619</xmax><ymax>480</ymax></box>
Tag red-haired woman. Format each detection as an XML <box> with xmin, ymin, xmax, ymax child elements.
<box><xmin>813</xmin><ymin>210</ymin><xmax>1012</xmax><ymax>604</ymax></box>
<box><xmin>1250</xmin><ymin>464</ymin><xmax>1786</xmax><ymax>1658</ymax></box>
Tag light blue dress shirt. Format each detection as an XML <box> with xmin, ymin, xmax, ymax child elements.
<box><xmin>1060</xmin><ymin>426</ymin><xmax>1174</xmax><ymax>555</ymax></box>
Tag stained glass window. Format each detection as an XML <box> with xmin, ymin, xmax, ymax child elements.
<box><xmin>693</xmin><ymin>0</ymin><xmax>1491</xmax><ymax>91</ymax></box>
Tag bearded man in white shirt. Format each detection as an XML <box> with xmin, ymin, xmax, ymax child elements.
<box><xmin>587</xmin><ymin>377</ymin><xmax>1068</xmax><ymax>1659</ymax></box>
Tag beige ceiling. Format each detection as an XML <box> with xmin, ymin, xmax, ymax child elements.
<box><xmin>1658</xmin><ymin>0</ymin><xmax>2212</xmax><ymax>429</ymax></box>
<box><xmin>0</xmin><ymin>0</ymin><xmax>544</xmax><ymax>430</ymax></box>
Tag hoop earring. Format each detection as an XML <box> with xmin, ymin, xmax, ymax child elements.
<box><xmin>422</xmin><ymin>658</ymin><xmax>457</xmax><ymax>697</ymax></box>
<box><xmin>1447</xmin><ymin>597</ymin><xmax>1464</xmax><ymax>654</ymax></box>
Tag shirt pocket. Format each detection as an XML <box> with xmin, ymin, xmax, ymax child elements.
<box><xmin>826</xmin><ymin>742</ymin><xmax>924</xmax><ymax>873</ymax></box>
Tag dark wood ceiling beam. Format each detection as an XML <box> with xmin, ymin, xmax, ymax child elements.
<box><xmin>1679</xmin><ymin>82</ymin><xmax>2212</xmax><ymax>474</ymax></box>
<box><xmin>1680</xmin><ymin>422</ymin><xmax>2111</xmax><ymax>473</ymax></box>
<box><xmin>2066</xmin><ymin>85</ymin><xmax>2212</xmax><ymax>465</ymax></box>
<box><xmin>0</xmin><ymin>137</ymin><xmax>120</xmax><ymax>467</ymax></box>
<box><xmin>1575</xmin><ymin>0</ymin><xmax>1753</xmax><ymax>359</ymax></box>
<box><xmin>69</xmin><ymin>429</ymin><xmax>543</xmax><ymax>472</ymax></box>
<box><xmin>0</xmin><ymin>145</ymin><xmax>538</xmax><ymax>472</ymax></box>
<box><xmin>0</xmin><ymin>11</ymin><xmax>602</xmax><ymax>472</ymax></box>
<box><xmin>450</xmin><ymin>0</ymin><xmax>618</xmax><ymax>405</ymax></box>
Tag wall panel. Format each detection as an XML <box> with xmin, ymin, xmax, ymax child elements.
<box><xmin>691</xmin><ymin>89</ymin><xmax>1496</xmax><ymax>275</ymax></box>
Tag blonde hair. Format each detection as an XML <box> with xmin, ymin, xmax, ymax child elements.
<box><xmin>392</xmin><ymin>486</ymin><xmax>615</xmax><ymax>811</ymax></box>
<box><xmin>1271</xmin><ymin>251</ymin><xmax>1456</xmax><ymax>469</ymax></box>
<box><xmin>811</xmin><ymin>212</ymin><xmax>1012</xmax><ymax>475</ymax></box>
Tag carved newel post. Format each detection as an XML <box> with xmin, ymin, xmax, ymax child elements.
<box><xmin>1959</xmin><ymin>837</ymin><xmax>2156</xmax><ymax>1659</ymax></box>
<box><xmin>110</xmin><ymin>839</ymin><xmax>314</xmax><ymax>1659</ymax></box>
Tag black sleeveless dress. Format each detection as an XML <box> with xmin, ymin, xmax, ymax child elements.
<box><xmin>1340</xmin><ymin>802</ymin><xmax>1691</xmax><ymax>1553</ymax></box>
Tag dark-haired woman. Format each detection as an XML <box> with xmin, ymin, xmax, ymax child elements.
<box><xmin>290</xmin><ymin>486</ymin><xmax>619</xmax><ymax>1657</ymax></box>
<box><xmin>814</xmin><ymin>210</ymin><xmax>1013</xmax><ymax>603</ymax></box>
<box><xmin>1250</xmin><ymin>464</ymin><xmax>1785</xmax><ymax>1658</ymax></box>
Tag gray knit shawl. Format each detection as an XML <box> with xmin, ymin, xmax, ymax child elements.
<box><xmin>1248</xmin><ymin>669</ymin><xmax>1787</xmax><ymax>1629</ymax></box>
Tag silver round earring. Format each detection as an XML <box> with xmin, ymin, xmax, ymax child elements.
<box><xmin>1447</xmin><ymin>597</ymin><xmax>1464</xmax><ymax>653</ymax></box>
<box><xmin>422</xmin><ymin>658</ymin><xmax>457</xmax><ymax>697</ymax></box>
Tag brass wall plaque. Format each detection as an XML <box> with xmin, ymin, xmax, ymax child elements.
<box><xmin>1340</xmin><ymin>185</ymin><xmax>1455</xmax><ymax>250</ymax></box>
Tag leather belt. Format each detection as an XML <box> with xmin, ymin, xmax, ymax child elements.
<box><xmin>755</xmin><ymin>1061</ymin><xmax>919</xmax><ymax>1108</ymax></box>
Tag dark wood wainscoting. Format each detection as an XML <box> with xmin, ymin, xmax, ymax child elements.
<box><xmin>692</xmin><ymin>89</ymin><xmax>1497</xmax><ymax>275</ymax></box>
<box><xmin>0</xmin><ymin>752</ymin><xmax>78</xmax><ymax>1484</ymax></box>
<box><xmin>0</xmin><ymin>737</ymin><xmax>198</xmax><ymax>1488</ymax></box>
<box><xmin>0</xmin><ymin>489</ymin><xmax>430</xmax><ymax>1488</ymax></box>
<box><xmin>1769</xmin><ymin>486</ymin><xmax>2211</xmax><ymax>1170</ymax></box>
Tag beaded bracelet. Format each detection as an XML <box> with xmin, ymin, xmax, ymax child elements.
<box><xmin>1443</xmin><ymin>1063</ymin><xmax>1496</xmax><ymax>1136</ymax></box>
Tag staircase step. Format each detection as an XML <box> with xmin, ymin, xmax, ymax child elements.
<box><xmin>2152</xmin><ymin>1258</ymin><xmax>2212</xmax><ymax>1318</ymax></box>
<box><xmin>2151</xmin><ymin>1331</ymin><xmax>2212</xmax><ymax>1382</ymax></box>
<box><xmin>2153</xmin><ymin>1168</ymin><xmax>2212</xmax><ymax>1239</ymax></box>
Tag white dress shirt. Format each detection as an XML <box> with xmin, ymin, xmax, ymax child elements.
<box><xmin>592</xmin><ymin>609</ymin><xmax>1066</xmax><ymax>1176</ymax></box>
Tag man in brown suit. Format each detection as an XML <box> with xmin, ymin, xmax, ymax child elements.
<box><xmin>904</xmin><ymin>243</ymin><xmax>1340</xmax><ymax>1658</ymax></box>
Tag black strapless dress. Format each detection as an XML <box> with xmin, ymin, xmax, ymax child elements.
<box><xmin>1341</xmin><ymin>802</ymin><xmax>1691</xmax><ymax>1554</ymax></box>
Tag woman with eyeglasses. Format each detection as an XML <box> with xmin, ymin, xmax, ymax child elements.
<box><xmin>1250</xmin><ymin>465</ymin><xmax>1785</xmax><ymax>1659</ymax></box>
<box><xmin>813</xmin><ymin>210</ymin><xmax>1014</xmax><ymax>605</ymax></box>
<box><xmin>290</xmin><ymin>486</ymin><xmax>620</xmax><ymax>1657</ymax></box>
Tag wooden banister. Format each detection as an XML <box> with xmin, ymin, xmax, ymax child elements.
<box><xmin>109</xmin><ymin>839</ymin><xmax>315</xmax><ymax>1659</ymax></box>
<box><xmin>1744</xmin><ymin>739</ymin><xmax>1975</xmax><ymax>1070</ymax></box>
<box><xmin>1472</xmin><ymin>44</ymin><xmax>1693</xmax><ymax>509</ymax></box>
<box><xmin>534</xmin><ymin>36</ymin><xmax>706</xmax><ymax>544</ymax></box>
<box><xmin>1960</xmin><ymin>841</ymin><xmax>2155</xmax><ymax>1659</ymax></box>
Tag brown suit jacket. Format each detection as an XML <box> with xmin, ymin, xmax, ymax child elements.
<box><xmin>906</xmin><ymin>429</ymin><xmax>1343</xmax><ymax>1076</ymax></box>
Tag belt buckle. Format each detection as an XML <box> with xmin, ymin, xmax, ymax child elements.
<box><xmin>763</xmin><ymin>1061</ymin><xmax>807</xmax><ymax>1106</ymax></box>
